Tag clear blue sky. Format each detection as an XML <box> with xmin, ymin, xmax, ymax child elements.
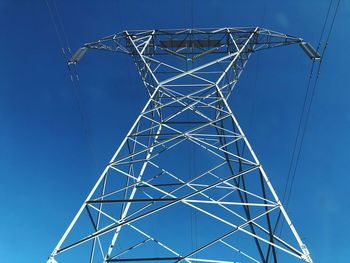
<box><xmin>0</xmin><ymin>0</ymin><xmax>349</xmax><ymax>262</ymax></box>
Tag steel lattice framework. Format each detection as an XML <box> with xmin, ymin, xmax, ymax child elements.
<box><xmin>48</xmin><ymin>27</ymin><xmax>319</xmax><ymax>263</ymax></box>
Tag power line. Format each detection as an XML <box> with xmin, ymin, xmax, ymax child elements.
<box><xmin>44</xmin><ymin>0</ymin><xmax>71</xmax><ymax>61</ymax></box>
<box><xmin>276</xmin><ymin>0</ymin><xmax>341</xmax><ymax>238</ymax></box>
<box><xmin>280</xmin><ymin>0</ymin><xmax>333</xmax><ymax>208</ymax></box>
<box><xmin>51</xmin><ymin>0</ymin><xmax>72</xmax><ymax>55</ymax></box>
<box><xmin>44</xmin><ymin>0</ymin><xmax>97</xmax><ymax>161</ymax></box>
<box><xmin>284</xmin><ymin>0</ymin><xmax>341</xmax><ymax>209</ymax></box>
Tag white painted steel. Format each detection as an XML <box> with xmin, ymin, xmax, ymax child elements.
<box><xmin>49</xmin><ymin>28</ymin><xmax>314</xmax><ymax>263</ymax></box>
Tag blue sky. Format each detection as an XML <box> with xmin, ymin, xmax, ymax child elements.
<box><xmin>0</xmin><ymin>0</ymin><xmax>349</xmax><ymax>262</ymax></box>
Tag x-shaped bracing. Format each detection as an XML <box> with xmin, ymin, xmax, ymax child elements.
<box><xmin>49</xmin><ymin>28</ymin><xmax>318</xmax><ymax>263</ymax></box>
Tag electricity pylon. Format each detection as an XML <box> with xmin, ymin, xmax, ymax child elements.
<box><xmin>48</xmin><ymin>27</ymin><xmax>319</xmax><ymax>263</ymax></box>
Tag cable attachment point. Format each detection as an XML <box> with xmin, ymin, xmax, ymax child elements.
<box><xmin>299</xmin><ymin>42</ymin><xmax>321</xmax><ymax>60</ymax></box>
<box><xmin>68</xmin><ymin>47</ymin><xmax>88</xmax><ymax>65</ymax></box>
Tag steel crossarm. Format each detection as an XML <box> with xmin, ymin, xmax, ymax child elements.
<box><xmin>79</xmin><ymin>27</ymin><xmax>308</xmax><ymax>57</ymax></box>
<box><xmin>70</xmin><ymin>27</ymin><xmax>319</xmax><ymax>99</ymax></box>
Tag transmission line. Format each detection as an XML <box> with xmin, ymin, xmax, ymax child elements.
<box><xmin>275</xmin><ymin>0</ymin><xmax>341</xmax><ymax>238</ymax></box>
<box><xmin>284</xmin><ymin>0</ymin><xmax>341</xmax><ymax>209</ymax></box>
<box><xmin>44</xmin><ymin>0</ymin><xmax>97</xmax><ymax>161</ymax></box>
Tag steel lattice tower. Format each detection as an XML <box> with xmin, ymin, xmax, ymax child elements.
<box><xmin>48</xmin><ymin>27</ymin><xmax>319</xmax><ymax>263</ymax></box>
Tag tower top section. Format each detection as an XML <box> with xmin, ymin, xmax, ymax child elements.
<box><xmin>69</xmin><ymin>27</ymin><xmax>320</xmax><ymax>64</ymax></box>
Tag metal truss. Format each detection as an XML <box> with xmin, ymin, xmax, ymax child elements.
<box><xmin>49</xmin><ymin>28</ymin><xmax>319</xmax><ymax>263</ymax></box>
